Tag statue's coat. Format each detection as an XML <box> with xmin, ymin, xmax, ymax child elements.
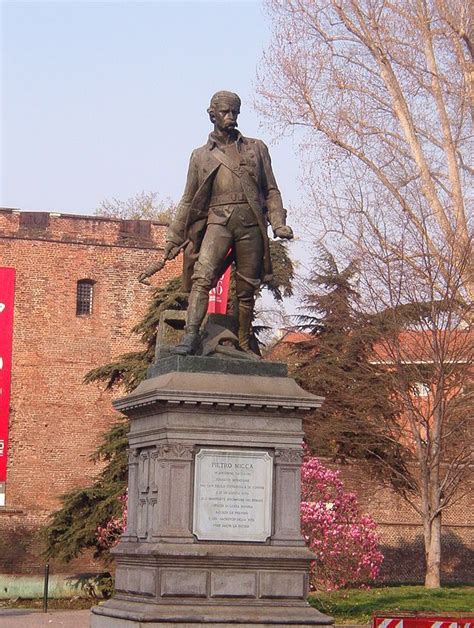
<box><xmin>167</xmin><ymin>133</ymin><xmax>287</xmax><ymax>291</ymax></box>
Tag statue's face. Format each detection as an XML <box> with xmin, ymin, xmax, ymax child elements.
<box><xmin>212</xmin><ymin>100</ymin><xmax>240</xmax><ymax>132</ymax></box>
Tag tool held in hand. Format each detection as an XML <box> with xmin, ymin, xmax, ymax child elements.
<box><xmin>137</xmin><ymin>239</ymin><xmax>189</xmax><ymax>285</ymax></box>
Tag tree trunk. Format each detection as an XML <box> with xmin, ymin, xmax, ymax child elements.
<box><xmin>424</xmin><ymin>512</ymin><xmax>442</xmax><ymax>588</ymax></box>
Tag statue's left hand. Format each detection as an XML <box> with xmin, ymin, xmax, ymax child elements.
<box><xmin>274</xmin><ymin>225</ymin><xmax>294</xmax><ymax>240</ymax></box>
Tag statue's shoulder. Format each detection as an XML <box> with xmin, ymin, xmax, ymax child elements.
<box><xmin>242</xmin><ymin>135</ymin><xmax>262</xmax><ymax>145</ymax></box>
<box><xmin>191</xmin><ymin>142</ymin><xmax>212</xmax><ymax>160</ymax></box>
<box><xmin>242</xmin><ymin>136</ymin><xmax>267</xmax><ymax>152</ymax></box>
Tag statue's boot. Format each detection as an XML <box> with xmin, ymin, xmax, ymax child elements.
<box><xmin>171</xmin><ymin>288</ymin><xmax>208</xmax><ymax>356</ymax></box>
<box><xmin>238</xmin><ymin>300</ymin><xmax>254</xmax><ymax>354</ymax></box>
<box><xmin>171</xmin><ymin>328</ymin><xmax>200</xmax><ymax>356</ymax></box>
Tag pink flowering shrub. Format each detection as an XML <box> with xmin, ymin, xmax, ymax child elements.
<box><xmin>96</xmin><ymin>492</ymin><xmax>128</xmax><ymax>552</ymax></box>
<box><xmin>301</xmin><ymin>446</ymin><xmax>383</xmax><ymax>590</ymax></box>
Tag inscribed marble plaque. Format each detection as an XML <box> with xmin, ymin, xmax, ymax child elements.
<box><xmin>193</xmin><ymin>448</ymin><xmax>273</xmax><ymax>542</ymax></box>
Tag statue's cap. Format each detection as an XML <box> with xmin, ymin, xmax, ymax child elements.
<box><xmin>208</xmin><ymin>91</ymin><xmax>241</xmax><ymax>112</ymax></box>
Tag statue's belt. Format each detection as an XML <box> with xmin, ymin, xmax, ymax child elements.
<box><xmin>209</xmin><ymin>191</ymin><xmax>247</xmax><ymax>206</ymax></box>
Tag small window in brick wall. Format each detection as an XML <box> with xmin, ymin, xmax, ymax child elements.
<box><xmin>76</xmin><ymin>279</ymin><xmax>95</xmax><ymax>316</ymax></box>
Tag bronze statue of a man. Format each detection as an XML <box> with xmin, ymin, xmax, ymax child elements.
<box><xmin>165</xmin><ymin>90</ymin><xmax>293</xmax><ymax>355</ymax></box>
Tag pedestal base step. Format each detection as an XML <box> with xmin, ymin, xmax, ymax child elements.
<box><xmin>92</xmin><ymin>622</ymin><xmax>330</xmax><ymax>628</ymax></box>
<box><xmin>90</xmin><ymin>600</ymin><xmax>333</xmax><ymax>627</ymax></box>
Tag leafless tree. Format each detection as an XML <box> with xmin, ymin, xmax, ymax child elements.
<box><xmin>365</xmin><ymin>230</ymin><xmax>473</xmax><ymax>588</ymax></box>
<box><xmin>258</xmin><ymin>0</ymin><xmax>474</xmax><ymax>587</ymax></box>
<box><xmin>257</xmin><ymin>0</ymin><xmax>473</xmax><ymax>304</ymax></box>
<box><xmin>95</xmin><ymin>191</ymin><xmax>175</xmax><ymax>223</ymax></box>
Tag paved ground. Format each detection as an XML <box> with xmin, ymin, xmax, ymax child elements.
<box><xmin>0</xmin><ymin>609</ymin><xmax>369</xmax><ymax>628</ymax></box>
<box><xmin>0</xmin><ymin>609</ymin><xmax>91</xmax><ymax>627</ymax></box>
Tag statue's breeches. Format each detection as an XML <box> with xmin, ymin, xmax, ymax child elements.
<box><xmin>191</xmin><ymin>215</ymin><xmax>263</xmax><ymax>302</ymax></box>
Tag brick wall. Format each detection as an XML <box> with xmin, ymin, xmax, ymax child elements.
<box><xmin>0</xmin><ymin>208</ymin><xmax>181</xmax><ymax>574</ymax></box>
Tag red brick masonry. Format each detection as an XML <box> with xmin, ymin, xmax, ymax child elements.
<box><xmin>0</xmin><ymin>208</ymin><xmax>179</xmax><ymax>574</ymax></box>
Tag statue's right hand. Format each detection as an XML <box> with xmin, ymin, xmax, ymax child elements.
<box><xmin>164</xmin><ymin>242</ymin><xmax>182</xmax><ymax>260</ymax></box>
<box><xmin>137</xmin><ymin>272</ymin><xmax>151</xmax><ymax>285</ymax></box>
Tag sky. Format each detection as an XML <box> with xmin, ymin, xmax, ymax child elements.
<box><xmin>1</xmin><ymin>0</ymin><xmax>312</xmax><ymax>318</ymax></box>
<box><xmin>1</xmin><ymin>0</ymin><xmax>302</xmax><ymax>214</ymax></box>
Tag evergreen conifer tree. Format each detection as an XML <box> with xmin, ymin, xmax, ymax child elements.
<box><xmin>291</xmin><ymin>249</ymin><xmax>411</xmax><ymax>490</ymax></box>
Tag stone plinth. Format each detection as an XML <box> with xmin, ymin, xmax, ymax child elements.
<box><xmin>91</xmin><ymin>356</ymin><xmax>333</xmax><ymax>627</ymax></box>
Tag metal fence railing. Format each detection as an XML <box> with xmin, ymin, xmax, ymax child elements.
<box><xmin>377</xmin><ymin>524</ymin><xmax>473</xmax><ymax>584</ymax></box>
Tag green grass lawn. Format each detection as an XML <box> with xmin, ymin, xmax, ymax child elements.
<box><xmin>309</xmin><ymin>586</ymin><xmax>474</xmax><ymax>624</ymax></box>
<box><xmin>1</xmin><ymin>585</ymin><xmax>472</xmax><ymax>622</ymax></box>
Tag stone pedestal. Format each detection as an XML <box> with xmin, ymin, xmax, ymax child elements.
<box><xmin>91</xmin><ymin>356</ymin><xmax>333</xmax><ymax>627</ymax></box>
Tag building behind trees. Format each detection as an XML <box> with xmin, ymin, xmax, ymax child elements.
<box><xmin>0</xmin><ymin>207</ymin><xmax>471</xmax><ymax>584</ymax></box>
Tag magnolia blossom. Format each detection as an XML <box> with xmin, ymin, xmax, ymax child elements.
<box><xmin>301</xmin><ymin>445</ymin><xmax>383</xmax><ymax>590</ymax></box>
<box><xmin>96</xmin><ymin>492</ymin><xmax>128</xmax><ymax>552</ymax></box>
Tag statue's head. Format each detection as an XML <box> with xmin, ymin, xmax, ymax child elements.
<box><xmin>207</xmin><ymin>91</ymin><xmax>241</xmax><ymax>131</ymax></box>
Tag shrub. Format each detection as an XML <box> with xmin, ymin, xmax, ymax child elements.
<box><xmin>301</xmin><ymin>446</ymin><xmax>383</xmax><ymax>590</ymax></box>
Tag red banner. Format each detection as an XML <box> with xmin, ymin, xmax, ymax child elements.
<box><xmin>0</xmin><ymin>268</ymin><xmax>15</xmax><ymax>486</ymax></box>
<box><xmin>207</xmin><ymin>265</ymin><xmax>231</xmax><ymax>315</ymax></box>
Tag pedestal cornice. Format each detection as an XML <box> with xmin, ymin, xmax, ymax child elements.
<box><xmin>113</xmin><ymin>368</ymin><xmax>323</xmax><ymax>416</ymax></box>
